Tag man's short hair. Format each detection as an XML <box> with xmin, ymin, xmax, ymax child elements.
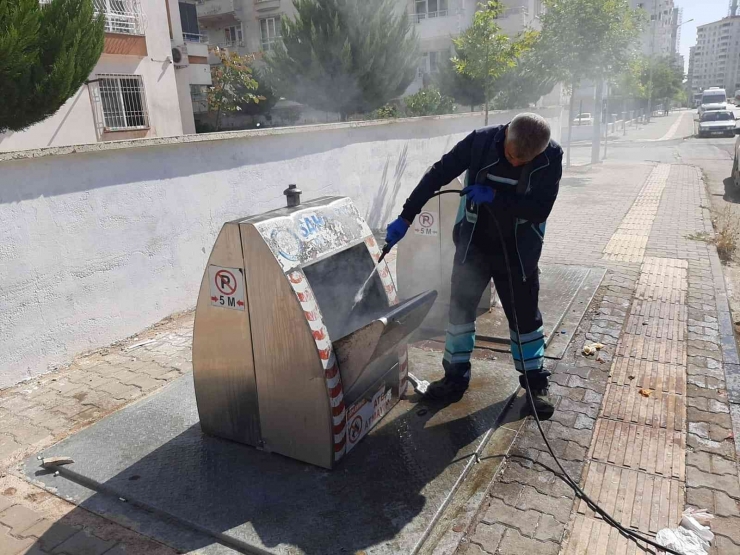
<box><xmin>507</xmin><ymin>113</ymin><xmax>551</xmax><ymax>160</ymax></box>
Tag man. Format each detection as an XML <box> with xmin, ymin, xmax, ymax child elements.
<box><xmin>385</xmin><ymin>113</ymin><xmax>563</xmax><ymax>419</ymax></box>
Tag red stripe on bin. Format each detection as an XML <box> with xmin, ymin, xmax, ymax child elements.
<box><xmin>325</xmin><ymin>363</ymin><xmax>339</xmax><ymax>380</ymax></box>
<box><xmin>329</xmin><ymin>382</ymin><xmax>343</xmax><ymax>398</ymax></box>
<box><xmin>304</xmin><ymin>309</ymin><xmax>320</xmax><ymax>321</ymax></box>
<box><xmin>334</xmin><ymin>437</ymin><xmax>346</xmax><ymax>452</ymax></box>
<box><xmin>313</xmin><ymin>328</ymin><xmax>327</xmax><ymax>341</ymax></box>
<box><xmin>333</xmin><ymin>417</ymin><xmax>346</xmax><ymax>435</ymax></box>
<box><xmin>332</xmin><ymin>400</ymin><xmax>345</xmax><ymax>417</ymax></box>
<box><xmin>318</xmin><ymin>347</ymin><xmax>331</xmax><ymax>360</ymax></box>
<box><xmin>288</xmin><ymin>273</ymin><xmax>303</xmax><ymax>284</ymax></box>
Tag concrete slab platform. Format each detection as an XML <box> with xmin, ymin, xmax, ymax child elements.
<box><xmin>476</xmin><ymin>265</ymin><xmax>605</xmax><ymax>356</ymax></box>
<box><xmin>22</xmin><ymin>347</ymin><xmax>520</xmax><ymax>555</ymax></box>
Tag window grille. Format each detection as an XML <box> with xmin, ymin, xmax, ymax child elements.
<box><xmin>95</xmin><ymin>74</ymin><xmax>149</xmax><ymax>131</ymax></box>
<box><xmin>93</xmin><ymin>0</ymin><xmax>145</xmax><ymax>35</ymax></box>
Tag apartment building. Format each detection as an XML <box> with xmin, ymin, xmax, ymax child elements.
<box><xmin>629</xmin><ymin>0</ymin><xmax>677</xmax><ymax>58</ymax></box>
<box><xmin>689</xmin><ymin>16</ymin><xmax>740</xmax><ymax>100</ymax></box>
<box><xmin>0</xmin><ymin>0</ymin><xmax>211</xmax><ymax>152</ymax></box>
<box><xmin>196</xmin><ymin>0</ymin><xmax>288</xmax><ymax>55</ymax></box>
<box><xmin>405</xmin><ymin>0</ymin><xmax>544</xmax><ymax>93</ymax></box>
<box><xmin>195</xmin><ymin>0</ymin><xmax>543</xmax><ymax>93</ymax></box>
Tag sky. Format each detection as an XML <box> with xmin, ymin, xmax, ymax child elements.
<box><xmin>678</xmin><ymin>0</ymin><xmax>732</xmax><ymax>71</ymax></box>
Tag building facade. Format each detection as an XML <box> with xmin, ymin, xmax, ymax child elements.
<box><xmin>195</xmin><ymin>0</ymin><xmax>544</xmax><ymax>96</ymax></box>
<box><xmin>689</xmin><ymin>16</ymin><xmax>740</xmax><ymax>101</ymax></box>
<box><xmin>629</xmin><ymin>0</ymin><xmax>677</xmax><ymax>59</ymax></box>
<box><xmin>0</xmin><ymin>0</ymin><xmax>211</xmax><ymax>152</ymax></box>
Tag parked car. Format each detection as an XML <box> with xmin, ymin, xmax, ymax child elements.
<box><xmin>697</xmin><ymin>110</ymin><xmax>737</xmax><ymax>138</ymax></box>
<box><xmin>572</xmin><ymin>113</ymin><xmax>593</xmax><ymax>126</ymax></box>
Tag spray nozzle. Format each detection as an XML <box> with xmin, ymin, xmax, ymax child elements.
<box><xmin>378</xmin><ymin>243</ymin><xmax>393</xmax><ymax>263</ymax></box>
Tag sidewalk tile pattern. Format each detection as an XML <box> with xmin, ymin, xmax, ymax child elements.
<box><xmin>602</xmin><ymin>164</ymin><xmax>671</xmax><ymax>263</ymax></box>
<box><xmin>564</xmin><ymin>256</ymin><xmax>689</xmax><ymax>551</ymax></box>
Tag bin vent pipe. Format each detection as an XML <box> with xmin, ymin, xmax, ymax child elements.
<box><xmin>284</xmin><ymin>184</ymin><xmax>302</xmax><ymax>207</ymax></box>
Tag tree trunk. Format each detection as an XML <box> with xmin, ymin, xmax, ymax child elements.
<box><xmin>566</xmin><ymin>79</ymin><xmax>576</xmax><ymax>169</ymax></box>
<box><xmin>215</xmin><ymin>106</ymin><xmax>223</xmax><ymax>132</ymax></box>
<box><xmin>591</xmin><ymin>79</ymin><xmax>604</xmax><ymax>165</ymax></box>
<box><xmin>603</xmin><ymin>86</ymin><xmax>609</xmax><ymax>160</ymax></box>
<box><xmin>484</xmin><ymin>98</ymin><xmax>489</xmax><ymax>126</ymax></box>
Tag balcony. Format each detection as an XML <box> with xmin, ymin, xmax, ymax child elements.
<box><xmin>94</xmin><ymin>0</ymin><xmax>144</xmax><ymax>35</ymax></box>
<box><xmin>411</xmin><ymin>10</ymin><xmax>448</xmax><ymax>24</ymax></box>
<box><xmin>196</xmin><ymin>0</ymin><xmax>240</xmax><ymax>21</ymax></box>
<box><xmin>410</xmin><ymin>10</ymin><xmax>459</xmax><ymax>39</ymax></box>
<box><xmin>183</xmin><ymin>32</ymin><xmax>208</xmax><ymax>43</ymax></box>
<box><xmin>255</xmin><ymin>0</ymin><xmax>280</xmax><ymax>12</ymax></box>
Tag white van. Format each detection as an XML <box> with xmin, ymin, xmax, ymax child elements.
<box><xmin>699</xmin><ymin>87</ymin><xmax>728</xmax><ymax>116</ymax></box>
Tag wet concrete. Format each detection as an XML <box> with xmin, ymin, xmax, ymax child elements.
<box><xmin>22</xmin><ymin>347</ymin><xmax>519</xmax><ymax>555</ymax></box>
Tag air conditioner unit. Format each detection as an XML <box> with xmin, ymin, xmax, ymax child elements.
<box><xmin>172</xmin><ymin>44</ymin><xmax>189</xmax><ymax>68</ymax></box>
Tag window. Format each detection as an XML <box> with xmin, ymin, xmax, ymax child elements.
<box><xmin>97</xmin><ymin>74</ymin><xmax>149</xmax><ymax>131</ymax></box>
<box><xmin>179</xmin><ymin>2</ymin><xmax>203</xmax><ymax>42</ymax></box>
<box><xmin>260</xmin><ymin>17</ymin><xmax>281</xmax><ymax>51</ymax></box>
<box><xmin>418</xmin><ymin>49</ymin><xmax>449</xmax><ymax>75</ymax></box>
<box><xmin>191</xmin><ymin>85</ymin><xmax>208</xmax><ymax>114</ymax></box>
<box><xmin>224</xmin><ymin>25</ymin><xmax>243</xmax><ymax>47</ymax></box>
<box><xmin>414</xmin><ymin>0</ymin><xmax>448</xmax><ymax>22</ymax></box>
<box><xmin>94</xmin><ymin>0</ymin><xmax>144</xmax><ymax>35</ymax></box>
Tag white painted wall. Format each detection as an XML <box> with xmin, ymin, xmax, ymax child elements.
<box><xmin>0</xmin><ymin>108</ymin><xmax>561</xmax><ymax>388</ymax></box>
<box><xmin>0</xmin><ymin>0</ymin><xmax>184</xmax><ymax>152</ymax></box>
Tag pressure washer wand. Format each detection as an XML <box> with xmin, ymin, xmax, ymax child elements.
<box><xmin>378</xmin><ymin>243</ymin><xmax>392</xmax><ymax>263</ymax></box>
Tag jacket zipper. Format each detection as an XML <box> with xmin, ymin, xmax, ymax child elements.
<box><xmin>514</xmin><ymin>220</ymin><xmax>526</xmax><ymax>282</ymax></box>
<box><xmin>513</xmin><ymin>153</ymin><xmax>551</xmax><ymax>279</ymax></box>
<box><xmin>531</xmin><ymin>223</ymin><xmax>544</xmax><ymax>241</ymax></box>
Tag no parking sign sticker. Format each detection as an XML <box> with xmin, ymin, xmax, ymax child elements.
<box><xmin>413</xmin><ymin>209</ymin><xmax>439</xmax><ymax>237</ymax></box>
<box><xmin>208</xmin><ymin>265</ymin><xmax>246</xmax><ymax>311</ymax></box>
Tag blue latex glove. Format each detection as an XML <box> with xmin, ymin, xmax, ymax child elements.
<box><xmin>461</xmin><ymin>185</ymin><xmax>496</xmax><ymax>205</ymax></box>
<box><xmin>385</xmin><ymin>217</ymin><xmax>410</xmax><ymax>248</ymax></box>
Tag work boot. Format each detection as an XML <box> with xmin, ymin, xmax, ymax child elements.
<box><xmin>525</xmin><ymin>386</ymin><xmax>555</xmax><ymax>421</ymax></box>
<box><xmin>423</xmin><ymin>377</ymin><xmax>469</xmax><ymax>402</ymax></box>
<box><xmin>519</xmin><ymin>371</ymin><xmax>555</xmax><ymax>421</ymax></box>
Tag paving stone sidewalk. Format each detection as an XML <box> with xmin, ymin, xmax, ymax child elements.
<box><xmin>456</xmin><ymin>163</ymin><xmax>740</xmax><ymax>555</ymax></box>
<box><xmin>0</xmin><ymin>314</ymin><xmax>194</xmax><ymax>555</ymax></box>
<box><xmin>1</xmin><ymin>161</ymin><xmax>739</xmax><ymax>555</ymax></box>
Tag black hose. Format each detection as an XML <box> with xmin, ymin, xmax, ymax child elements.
<box><xmin>424</xmin><ymin>189</ymin><xmax>682</xmax><ymax>555</ymax></box>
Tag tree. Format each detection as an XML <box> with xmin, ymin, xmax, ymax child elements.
<box><xmin>237</xmin><ymin>66</ymin><xmax>278</xmax><ymax>117</ymax></box>
<box><xmin>208</xmin><ymin>50</ymin><xmax>264</xmax><ymax>131</ymax></box>
<box><xmin>404</xmin><ymin>87</ymin><xmax>454</xmax><ymax>117</ymax></box>
<box><xmin>266</xmin><ymin>0</ymin><xmax>418</xmax><ymax>120</ymax></box>
<box><xmin>0</xmin><ymin>0</ymin><xmax>104</xmax><ymax>133</ymax></box>
<box><xmin>435</xmin><ymin>54</ymin><xmax>485</xmax><ymax>112</ymax></box>
<box><xmin>490</xmin><ymin>50</ymin><xmax>559</xmax><ymax>110</ymax></box>
<box><xmin>534</xmin><ymin>0</ymin><xmax>644</xmax><ymax>165</ymax></box>
<box><xmin>451</xmin><ymin>1</ymin><xmax>533</xmax><ymax>125</ymax></box>
<box><xmin>641</xmin><ymin>55</ymin><xmax>684</xmax><ymax>112</ymax></box>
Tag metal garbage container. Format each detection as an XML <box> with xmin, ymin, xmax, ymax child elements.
<box><xmin>397</xmin><ymin>178</ymin><xmax>490</xmax><ymax>334</ymax></box>
<box><xmin>192</xmin><ymin>190</ymin><xmax>437</xmax><ymax>469</ymax></box>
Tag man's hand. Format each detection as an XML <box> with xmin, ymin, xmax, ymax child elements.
<box><xmin>461</xmin><ymin>185</ymin><xmax>496</xmax><ymax>205</ymax></box>
<box><xmin>385</xmin><ymin>217</ymin><xmax>410</xmax><ymax>248</ymax></box>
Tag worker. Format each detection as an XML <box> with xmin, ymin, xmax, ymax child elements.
<box><xmin>385</xmin><ymin>113</ymin><xmax>563</xmax><ymax>419</ymax></box>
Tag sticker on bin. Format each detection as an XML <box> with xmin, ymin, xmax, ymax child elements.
<box><xmin>345</xmin><ymin>385</ymin><xmax>393</xmax><ymax>453</ymax></box>
<box><xmin>208</xmin><ymin>265</ymin><xmax>246</xmax><ymax>311</ymax></box>
<box><xmin>413</xmin><ymin>210</ymin><xmax>439</xmax><ymax>237</ymax></box>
